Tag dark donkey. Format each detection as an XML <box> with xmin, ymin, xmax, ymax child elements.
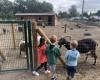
<box><xmin>19</xmin><ymin>36</ymin><xmax>41</xmax><ymax>57</ymax></box>
<box><xmin>58</xmin><ymin>36</ymin><xmax>98</xmax><ymax>65</ymax></box>
<box><xmin>19</xmin><ymin>40</ymin><xmax>26</xmax><ymax>57</ymax></box>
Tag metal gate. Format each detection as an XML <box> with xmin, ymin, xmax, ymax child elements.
<box><xmin>0</xmin><ymin>21</ymin><xmax>33</xmax><ymax>71</ymax></box>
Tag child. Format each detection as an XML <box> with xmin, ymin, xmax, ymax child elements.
<box><xmin>64</xmin><ymin>40</ymin><xmax>80</xmax><ymax>80</ymax></box>
<box><xmin>45</xmin><ymin>35</ymin><xmax>61</xmax><ymax>80</ymax></box>
<box><xmin>32</xmin><ymin>37</ymin><xmax>50</xmax><ymax>76</ymax></box>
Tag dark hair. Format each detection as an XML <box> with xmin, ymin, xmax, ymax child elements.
<box><xmin>39</xmin><ymin>37</ymin><xmax>45</xmax><ymax>47</ymax></box>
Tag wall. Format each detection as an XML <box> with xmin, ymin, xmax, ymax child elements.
<box><xmin>16</xmin><ymin>15</ymin><xmax>57</xmax><ymax>26</ymax></box>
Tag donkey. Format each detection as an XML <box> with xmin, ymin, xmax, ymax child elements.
<box><xmin>58</xmin><ymin>37</ymin><xmax>98</xmax><ymax>65</ymax></box>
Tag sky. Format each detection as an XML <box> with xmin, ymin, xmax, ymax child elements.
<box><xmin>9</xmin><ymin>0</ymin><xmax>100</xmax><ymax>13</ymax></box>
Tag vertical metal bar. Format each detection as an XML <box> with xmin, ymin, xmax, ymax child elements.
<box><xmin>27</xmin><ymin>21</ymin><xmax>33</xmax><ymax>71</ymax></box>
<box><xmin>24</xmin><ymin>21</ymin><xmax>29</xmax><ymax>70</ymax></box>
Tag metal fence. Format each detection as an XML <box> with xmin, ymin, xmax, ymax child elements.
<box><xmin>0</xmin><ymin>21</ymin><xmax>33</xmax><ymax>71</ymax></box>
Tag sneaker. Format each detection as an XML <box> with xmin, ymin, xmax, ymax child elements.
<box><xmin>32</xmin><ymin>71</ymin><xmax>39</xmax><ymax>76</ymax></box>
<box><xmin>51</xmin><ymin>76</ymin><xmax>57</xmax><ymax>80</ymax></box>
<box><xmin>45</xmin><ymin>70</ymin><xmax>51</xmax><ymax>74</ymax></box>
<box><xmin>71</xmin><ymin>78</ymin><xmax>75</xmax><ymax>80</ymax></box>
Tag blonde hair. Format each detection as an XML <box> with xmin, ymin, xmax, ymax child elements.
<box><xmin>50</xmin><ymin>35</ymin><xmax>57</xmax><ymax>43</ymax></box>
<box><xmin>70</xmin><ymin>40</ymin><xmax>78</xmax><ymax>48</ymax></box>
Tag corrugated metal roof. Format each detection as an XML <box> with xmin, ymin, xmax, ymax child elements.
<box><xmin>15</xmin><ymin>13</ymin><xmax>56</xmax><ymax>16</ymax></box>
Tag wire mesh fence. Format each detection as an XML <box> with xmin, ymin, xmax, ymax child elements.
<box><xmin>0</xmin><ymin>21</ymin><xmax>29</xmax><ymax>71</ymax></box>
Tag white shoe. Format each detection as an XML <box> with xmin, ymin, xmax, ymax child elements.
<box><xmin>71</xmin><ymin>78</ymin><xmax>75</xmax><ymax>80</ymax></box>
<box><xmin>32</xmin><ymin>71</ymin><xmax>39</xmax><ymax>76</ymax></box>
<box><xmin>45</xmin><ymin>70</ymin><xmax>51</xmax><ymax>74</ymax></box>
<box><xmin>51</xmin><ymin>76</ymin><xmax>57</xmax><ymax>80</ymax></box>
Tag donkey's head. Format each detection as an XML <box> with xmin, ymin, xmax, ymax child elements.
<box><xmin>58</xmin><ymin>36</ymin><xmax>71</xmax><ymax>50</ymax></box>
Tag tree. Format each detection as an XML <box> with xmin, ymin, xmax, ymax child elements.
<box><xmin>0</xmin><ymin>0</ymin><xmax>14</xmax><ymax>19</ymax></box>
<box><xmin>83</xmin><ymin>12</ymin><xmax>89</xmax><ymax>17</ymax></box>
<box><xmin>0</xmin><ymin>0</ymin><xmax>54</xmax><ymax>19</ymax></box>
<box><xmin>58</xmin><ymin>11</ymin><xmax>69</xmax><ymax>18</ymax></box>
<box><xmin>68</xmin><ymin>5</ymin><xmax>79</xmax><ymax>17</ymax></box>
<box><xmin>39</xmin><ymin>1</ymin><xmax>53</xmax><ymax>12</ymax></box>
<box><xmin>95</xmin><ymin>10</ymin><xmax>100</xmax><ymax>16</ymax></box>
<box><xmin>14</xmin><ymin>0</ymin><xmax>53</xmax><ymax>13</ymax></box>
<box><xmin>13</xmin><ymin>0</ymin><xmax>27</xmax><ymax>13</ymax></box>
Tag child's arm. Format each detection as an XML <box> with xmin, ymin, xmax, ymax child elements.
<box><xmin>64</xmin><ymin>51</ymin><xmax>69</xmax><ymax>60</ymax></box>
<box><xmin>76</xmin><ymin>52</ymin><xmax>80</xmax><ymax>59</ymax></box>
<box><xmin>56</xmin><ymin>48</ymin><xmax>66</xmax><ymax>67</ymax></box>
<box><xmin>56</xmin><ymin>48</ymin><xmax>61</xmax><ymax>57</ymax></box>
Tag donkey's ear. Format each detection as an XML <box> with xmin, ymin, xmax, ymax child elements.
<box><xmin>61</xmin><ymin>36</ymin><xmax>64</xmax><ymax>38</ymax></box>
<box><xmin>65</xmin><ymin>36</ymin><xmax>71</xmax><ymax>41</ymax></box>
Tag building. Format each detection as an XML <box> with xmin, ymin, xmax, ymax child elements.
<box><xmin>89</xmin><ymin>15</ymin><xmax>100</xmax><ymax>21</ymax></box>
<box><xmin>15</xmin><ymin>13</ymin><xmax>58</xmax><ymax>26</ymax></box>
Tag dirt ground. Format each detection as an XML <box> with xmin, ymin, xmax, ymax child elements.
<box><xmin>0</xmin><ymin>21</ymin><xmax>100</xmax><ymax>80</ymax></box>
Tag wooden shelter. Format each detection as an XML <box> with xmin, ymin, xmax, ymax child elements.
<box><xmin>15</xmin><ymin>13</ymin><xmax>58</xmax><ymax>26</ymax></box>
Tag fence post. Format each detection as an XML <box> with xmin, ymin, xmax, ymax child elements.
<box><xmin>11</xmin><ymin>24</ymin><xmax>16</xmax><ymax>49</ymax></box>
<box><xmin>28</xmin><ymin>21</ymin><xmax>33</xmax><ymax>71</ymax></box>
<box><xmin>32</xmin><ymin>21</ymin><xmax>38</xmax><ymax>69</ymax></box>
<box><xmin>64</xmin><ymin>24</ymin><xmax>67</xmax><ymax>33</ymax></box>
<box><xmin>24</xmin><ymin>21</ymin><xmax>29</xmax><ymax>70</ymax></box>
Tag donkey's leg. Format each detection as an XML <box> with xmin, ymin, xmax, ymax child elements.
<box><xmin>19</xmin><ymin>49</ymin><xmax>22</xmax><ymax>56</ymax></box>
<box><xmin>93</xmin><ymin>54</ymin><xmax>97</xmax><ymax>65</ymax></box>
<box><xmin>90</xmin><ymin>49</ymin><xmax>97</xmax><ymax>65</ymax></box>
<box><xmin>92</xmin><ymin>51</ymin><xmax>97</xmax><ymax>65</ymax></box>
<box><xmin>84</xmin><ymin>53</ymin><xmax>89</xmax><ymax>63</ymax></box>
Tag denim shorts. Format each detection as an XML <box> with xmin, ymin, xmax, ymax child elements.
<box><xmin>66</xmin><ymin>65</ymin><xmax>76</xmax><ymax>77</ymax></box>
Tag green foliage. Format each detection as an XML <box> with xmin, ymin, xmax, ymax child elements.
<box><xmin>58</xmin><ymin>11</ymin><xmax>69</xmax><ymax>18</ymax></box>
<box><xmin>68</xmin><ymin>5</ymin><xmax>79</xmax><ymax>17</ymax></box>
<box><xmin>89</xmin><ymin>10</ymin><xmax>100</xmax><ymax>17</ymax></box>
<box><xmin>14</xmin><ymin>0</ymin><xmax>53</xmax><ymax>13</ymax></box>
<box><xmin>0</xmin><ymin>0</ymin><xmax>14</xmax><ymax>19</ymax></box>
<box><xmin>83</xmin><ymin>12</ymin><xmax>89</xmax><ymax>17</ymax></box>
<box><xmin>0</xmin><ymin>0</ymin><xmax>53</xmax><ymax>19</ymax></box>
<box><xmin>95</xmin><ymin>10</ymin><xmax>100</xmax><ymax>16</ymax></box>
<box><xmin>58</xmin><ymin>5</ymin><xmax>80</xmax><ymax>18</ymax></box>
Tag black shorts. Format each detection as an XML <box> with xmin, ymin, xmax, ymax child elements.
<box><xmin>66</xmin><ymin>65</ymin><xmax>76</xmax><ymax>77</ymax></box>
